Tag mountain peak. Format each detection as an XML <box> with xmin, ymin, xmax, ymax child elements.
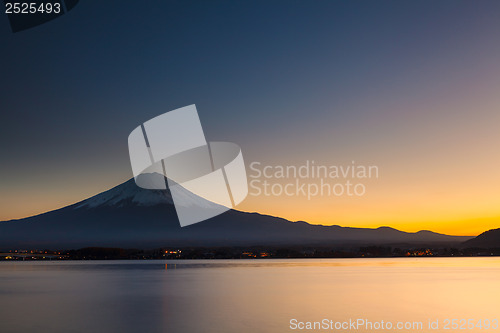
<box><xmin>75</xmin><ymin>173</ymin><xmax>174</xmax><ymax>209</ymax></box>
<box><xmin>75</xmin><ymin>173</ymin><xmax>225</xmax><ymax>210</ymax></box>
<box><xmin>0</xmin><ymin>174</ymin><xmax>477</xmax><ymax>249</ymax></box>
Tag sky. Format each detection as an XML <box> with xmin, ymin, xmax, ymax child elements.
<box><xmin>1</xmin><ymin>0</ymin><xmax>500</xmax><ymax>235</ymax></box>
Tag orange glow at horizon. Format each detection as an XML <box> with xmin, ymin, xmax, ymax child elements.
<box><xmin>1</xmin><ymin>83</ymin><xmax>500</xmax><ymax>237</ymax></box>
<box><xmin>236</xmin><ymin>89</ymin><xmax>500</xmax><ymax>237</ymax></box>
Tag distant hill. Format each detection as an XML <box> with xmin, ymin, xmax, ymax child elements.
<box><xmin>462</xmin><ymin>228</ymin><xmax>500</xmax><ymax>249</ymax></box>
<box><xmin>0</xmin><ymin>175</ymin><xmax>474</xmax><ymax>250</ymax></box>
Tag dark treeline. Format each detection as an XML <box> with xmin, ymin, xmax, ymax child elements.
<box><xmin>1</xmin><ymin>246</ymin><xmax>499</xmax><ymax>260</ymax></box>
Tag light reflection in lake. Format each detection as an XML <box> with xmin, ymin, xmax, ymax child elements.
<box><xmin>0</xmin><ymin>258</ymin><xmax>499</xmax><ymax>333</ymax></box>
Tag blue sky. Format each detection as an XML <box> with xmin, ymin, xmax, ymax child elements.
<box><xmin>1</xmin><ymin>0</ymin><xmax>500</xmax><ymax>234</ymax></box>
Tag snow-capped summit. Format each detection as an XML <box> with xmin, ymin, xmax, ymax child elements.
<box><xmin>76</xmin><ymin>173</ymin><xmax>174</xmax><ymax>209</ymax></box>
<box><xmin>75</xmin><ymin>173</ymin><xmax>223</xmax><ymax>210</ymax></box>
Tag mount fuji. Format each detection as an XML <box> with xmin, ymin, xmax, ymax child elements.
<box><xmin>0</xmin><ymin>174</ymin><xmax>473</xmax><ymax>249</ymax></box>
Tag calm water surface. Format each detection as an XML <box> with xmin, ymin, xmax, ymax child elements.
<box><xmin>0</xmin><ymin>258</ymin><xmax>499</xmax><ymax>333</ymax></box>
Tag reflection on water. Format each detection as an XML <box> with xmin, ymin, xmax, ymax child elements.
<box><xmin>0</xmin><ymin>258</ymin><xmax>499</xmax><ymax>333</ymax></box>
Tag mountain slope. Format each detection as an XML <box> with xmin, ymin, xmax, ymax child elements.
<box><xmin>462</xmin><ymin>228</ymin><xmax>500</xmax><ymax>248</ymax></box>
<box><xmin>0</xmin><ymin>175</ymin><xmax>474</xmax><ymax>249</ymax></box>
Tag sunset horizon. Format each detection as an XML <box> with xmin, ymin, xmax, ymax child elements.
<box><xmin>2</xmin><ymin>2</ymin><xmax>500</xmax><ymax>332</ymax></box>
<box><xmin>1</xmin><ymin>170</ymin><xmax>497</xmax><ymax>237</ymax></box>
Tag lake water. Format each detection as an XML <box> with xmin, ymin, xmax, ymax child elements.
<box><xmin>0</xmin><ymin>258</ymin><xmax>499</xmax><ymax>333</ymax></box>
